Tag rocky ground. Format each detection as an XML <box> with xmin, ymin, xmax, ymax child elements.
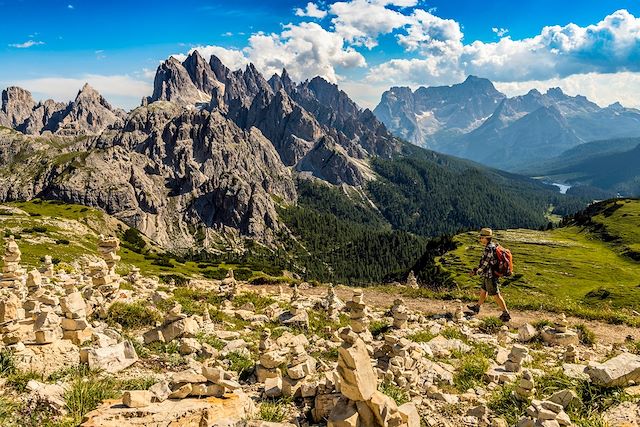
<box><xmin>0</xmin><ymin>236</ymin><xmax>639</xmax><ymax>427</ymax></box>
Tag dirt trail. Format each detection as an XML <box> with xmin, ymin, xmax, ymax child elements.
<box><xmin>261</xmin><ymin>284</ymin><xmax>638</xmax><ymax>346</ymax></box>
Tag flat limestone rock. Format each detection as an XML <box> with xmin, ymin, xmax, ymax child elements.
<box><xmin>585</xmin><ymin>353</ymin><xmax>640</xmax><ymax>387</ymax></box>
<box><xmin>540</xmin><ymin>328</ymin><xmax>579</xmax><ymax>346</ymax></box>
<box><xmin>82</xmin><ymin>391</ymin><xmax>255</xmax><ymax>427</ymax></box>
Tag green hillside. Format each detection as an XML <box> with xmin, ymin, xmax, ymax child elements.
<box><xmin>415</xmin><ymin>199</ymin><xmax>640</xmax><ymax>324</ymax></box>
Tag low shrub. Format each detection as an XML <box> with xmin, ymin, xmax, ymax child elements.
<box><xmin>369</xmin><ymin>320</ymin><xmax>391</xmax><ymax>337</ymax></box>
<box><xmin>379</xmin><ymin>381</ymin><xmax>410</xmax><ymax>405</ymax></box>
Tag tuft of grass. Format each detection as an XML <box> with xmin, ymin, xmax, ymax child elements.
<box><xmin>407</xmin><ymin>330</ymin><xmax>436</xmax><ymax>343</ymax></box>
<box><xmin>369</xmin><ymin>320</ymin><xmax>391</xmax><ymax>337</ymax></box>
<box><xmin>117</xmin><ymin>376</ymin><xmax>157</xmax><ymax>390</ymax></box>
<box><xmin>532</xmin><ymin>319</ymin><xmax>555</xmax><ymax>330</ymax></box>
<box><xmin>441</xmin><ymin>327</ymin><xmax>466</xmax><ymax>341</ymax></box>
<box><xmin>0</xmin><ymin>349</ymin><xmax>16</xmax><ymax>377</ymax></box>
<box><xmin>258</xmin><ymin>398</ymin><xmax>291</xmax><ymax>422</ymax></box>
<box><xmin>575</xmin><ymin>323</ymin><xmax>596</xmax><ymax>345</ymax></box>
<box><xmin>488</xmin><ymin>383</ymin><xmax>530</xmax><ymax>426</ymax></box>
<box><xmin>478</xmin><ymin>316</ymin><xmax>504</xmax><ymax>334</ymax></box>
<box><xmin>453</xmin><ymin>352</ymin><xmax>490</xmax><ymax>392</ymax></box>
<box><xmin>6</xmin><ymin>370</ymin><xmax>43</xmax><ymax>392</ymax></box>
<box><xmin>106</xmin><ymin>301</ymin><xmax>161</xmax><ymax>329</ymax></box>
<box><xmin>65</xmin><ymin>376</ymin><xmax>119</xmax><ymax>424</ymax></box>
<box><xmin>233</xmin><ymin>292</ymin><xmax>276</xmax><ymax>313</ymax></box>
<box><xmin>226</xmin><ymin>352</ymin><xmax>254</xmax><ymax>380</ymax></box>
<box><xmin>379</xmin><ymin>381</ymin><xmax>410</xmax><ymax>405</ymax></box>
<box><xmin>171</xmin><ymin>288</ymin><xmax>225</xmax><ymax>315</ymax></box>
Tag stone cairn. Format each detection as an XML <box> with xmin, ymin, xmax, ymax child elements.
<box><xmin>328</xmin><ymin>327</ymin><xmax>419</xmax><ymax>427</ymax></box>
<box><xmin>504</xmin><ymin>344</ymin><xmax>529</xmax><ymax>373</ymax></box>
<box><xmin>564</xmin><ymin>344</ymin><xmax>579</xmax><ymax>363</ymax></box>
<box><xmin>391</xmin><ymin>298</ymin><xmax>409</xmax><ymax>329</ymax></box>
<box><xmin>406</xmin><ymin>270</ymin><xmax>418</xmax><ymax>289</ymax></box>
<box><xmin>60</xmin><ymin>291</ymin><xmax>92</xmax><ymax>345</ymax></box>
<box><xmin>89</xmin><ymin>235</ymin><xmax>121</xmax><ymax>294</ymax></box>
<box><xmin>284</xmin><ymin>344</ymin><xmax>317</xmax><ymax>396</ymax></box>
<box><xmin>541</xmin><ymin>313</ymin><xmax>579</xmax><ymax>346</ymax></box>
<box><xmin>514</xmin><ymin>369</ymin><xmax>535</xmax><ymax>400</ymax></box>
<box><xmin>325</xmin><ymin>284</ymin><xmax>341</xmax><ymax>322</ymax></box>
<box><xmin>518</xmin><ymin>398</ymin><xmax>572</xmax><ymax>427</ymax></box>
<box><xmin>221</xmin><ymin>269</ymin><xmax>237</xmax><ymax>298</ymax></box>
<box><xmin>42</xmin><ymin>255</ymin><xmax>54</xmax><ymax>278</ymax></box>
<box><xmin>256</xmin><ymin>330</ymin><xmax>286</xmax><ymax>383</ymax></box>
<box><xmin>375</xmin><ymin>334</ymin><xmax>432</xmax><ymax>394</ymax></box>
<box><xmin>1</xmin><ymin>236</ymin><xmax>24</xmax><ymax>288</ymax></box>
<box><xmin>346</xmin><ymin>289</ymin><xmax>372</xmax><ymax>342</ymax></box>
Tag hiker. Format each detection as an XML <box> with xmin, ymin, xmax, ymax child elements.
<box><xmin>467</xmin><ymin>228</ymin><xmax>511</xmax><ymax>322</ymax></box>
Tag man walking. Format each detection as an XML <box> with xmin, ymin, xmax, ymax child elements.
<box><xmin>467</xmin><ymin>228</ymin><xmax>511</xmax><ymax>322</ymax></box>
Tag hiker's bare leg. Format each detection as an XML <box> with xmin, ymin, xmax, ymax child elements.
<box><xmin>478</xmin><ymin>290</ymin><xmax>487</xmax><ymax>306</ymax></box>
<box><xmin>493</xmin><ymin>293</ymin><xmax>508</xmax><ymax>312</ymax></box>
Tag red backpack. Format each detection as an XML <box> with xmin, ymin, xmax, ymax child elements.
<box><xmin>494</xmin><ymin>245</ymin><xmax>513</xmax><ymax>277</ymax></box>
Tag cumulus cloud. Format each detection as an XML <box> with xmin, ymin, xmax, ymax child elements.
<box><xmin>329</xmin><ymin>0</ymin><xmax>411</xmax><ymax>48</ymax></box>
<box><xmin>172</xmin><ymin>21</ymin><xmax>365</xmax><ymax>84</ymax></box>
<box><xmin>8</xmin><ymin>74</ymin><xmax>152</xmax><ymax>110</ymax></box>
<box><xmin>9</xmin><ymin>40</ymin><xmax>45</xmax><ymax>48</ymax></box>
<box><xmin>370</xmin><ymin>9</ymin><xmax>640</xmax><ymax>86</ymax></box>
<box><xmin>295</xmin><ymin>2</ymin><xmax>327</xmax><ymax>19</ymax></box>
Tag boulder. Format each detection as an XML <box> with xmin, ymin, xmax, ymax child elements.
<box><xmin>85</xmin><ymin>341</ymin><xmax>138</xmax><ymax>373</ymax></box>
<box><xmin>398</xmin><ymin>402</ymin><xmax>421</xmax><ymax>427</ymax></box>
<box><xmin>585</xmin><ymin>353</ymin><xmax>640</xmax><ymax>387</ymax></box>
<box><xmin>518</xmin><ymin>324</ymin><xmax>537</xmax><ymax>342</ymax></box>
<box><xmin>122</xmin><ymin>390</ymin><xmax>152</xmax><ymax>408</ymax></box>
<box><xmin>328</xmin><ymin>397</ymin><xmax>360</xmax><ymax>427</ymax></box>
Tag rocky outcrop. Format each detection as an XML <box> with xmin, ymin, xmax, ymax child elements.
<box><xmin>54</xmin><ymin>84</ymin><xmax>124</xmax><ymax>135</ymax></box>
<box><xmin>0</xmin><ymin>86</ymin><xmax>36</xmax><ymax>128</ymax></box>
<box><xmin>148</xmin><ymin>56</ymin><xmax>211</xmax><ymax>106</ymax></box>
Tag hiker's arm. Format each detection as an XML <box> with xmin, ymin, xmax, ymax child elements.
<box><xmin>475</xmin><ymin>247</ymin><xmax>492</xmax><ymax>276</ymax></box>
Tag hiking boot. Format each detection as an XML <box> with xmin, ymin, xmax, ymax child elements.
<box><xmin>500</xmin><ymin>311</ymin><xmax>511</xmax><ymax>322</ymax></box>
<box><xmin>467</xmin><ymin>304</ymin><xmax>480</xmax><ymax>314</ymax></box>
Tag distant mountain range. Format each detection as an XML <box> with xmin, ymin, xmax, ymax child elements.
<box><xmin>0</xmin><ymin>52</ymin><xmax>585</xmax><ymax>269</ymax></box>
<box><xmin>374</xmin><ymin>77</ymin><xmax>640</xmax><ymax>172</ymax></box>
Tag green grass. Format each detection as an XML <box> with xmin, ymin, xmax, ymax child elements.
<box><xmin>375</xmin><ymin>200</ymin><xmax>640</xmax><ymax>327</ymax></box>
<box><xmin>453</xmin><ymin>353</ymin><xmax>490</xmax><ymax>392</ymax></box>
<box><xmin>258</xmin><ymin>398</ymin><xmax>291</xmax><ymax>422</ymax></box>
<box><xmin>407</xmin><ymin>330</ymin><xmax>436</xmax><ymax>343</ymax></box>
<box><xmin>64</xmin><ymin>375</ymin><xmax>119</xmax><ymax>425</ymax></box>
<box><xmin>478</xmin><ymin>316</ymin><xmax>504</xmax><ymax>334</ymax></box>
<box><xmin>226</xmin><ymin>352</ymin><xmax>254</xmax><ymax>379</ymax></box>
<box><xmin>379</xmin><ymin>381</ymin><xmax>410</xmax><ymax>405</ymax></box>
<box><xmin>575</xmin><ymin>323</ymin><xmax>596</xmax><ymax>345</ymax></box>
<box><xmin>369</xmin><ymin>320</ymin><xmax>391</xmax><ymax>337</ymax></box>
<box><xmin>106</xmin><ymin>301</ymin><xmax>161</xmax><ymax>329</ymax></box>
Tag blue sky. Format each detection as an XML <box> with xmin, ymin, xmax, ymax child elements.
<box><xmin>2</xmin><ymin>0</ymin><xmax>640</xmax><ymax>110</ymax></box>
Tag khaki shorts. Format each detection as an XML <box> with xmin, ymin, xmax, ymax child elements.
<box><xmin>481</xmin><ymin>277</ymin><xmax>500</xmax><ymax>296</ymax></box>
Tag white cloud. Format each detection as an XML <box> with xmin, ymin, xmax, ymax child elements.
<box><xmin>7</xmin><ymin>75</ymin><xmax>152</xmax><ymax>110</ymax></box>
<box><xmin>183</xmin><ymin>45</ymin><xmax>250</xmax><ymax>70</ymax></box>
<box><xmin>246</xmin><ymin>22</ymin><xmax>366</xmax><ymax>82</ymax></box>
<box><xmin>9</xmin><ymin>40</ymin><xmax>45</xmax><ymax>48</ymax></box>
<box><xmin>368</xmin><ymin>9</ymin><xmax>640</xmax><ymax>87</ymax></box>
<box><xmin>67</xmin><ymin>4</ymin><xmax>74</xmax><ymax>9</ymax></box>
<box><xmin>494</xmin><ymin>72</ymin><xmax>640</xmax><ymax>109</ymax></box>
<box><xmin>329</xmin><ymin>0</ymin><xmax>412</xmax><ymax>48</ymax></box>
<box><xmin>492</xmin><ymin>27</ymin><xmax>509</xmax><ymax>37</ymax></box>
<box><xmin>295</xmin><ymin>2</ymin><xmax>327</xmax><ymax>19</ymax></box>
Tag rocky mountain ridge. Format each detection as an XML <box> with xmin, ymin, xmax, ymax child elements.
<box><xmin>0</xmin><ymin>52</ymin><xmax>572</xmax><ymax>252</ymax></box>
<box><xmin>374</xmin><ymin>78</ymin><xmax>640</xmax><ymax>171</ymax></box>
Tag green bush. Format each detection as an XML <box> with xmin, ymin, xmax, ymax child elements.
<box><xmin>122</xmin><ymin>228</ymin><xmax>146</xmax><ymax>253</ymax></box>
<box><xmin>202</xmin><ymin>267</ymin><xmax>228</xmax><ymax>280</ymax></box>
<box><xmin>234</xmin><ymin>268</ymin><xmax>253</xmax><ymax>281</ymax></box>
<box><xmin>106</xmin><ymin>301</ymin><xmax>161</xmax><ymax>329</ymax></box>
